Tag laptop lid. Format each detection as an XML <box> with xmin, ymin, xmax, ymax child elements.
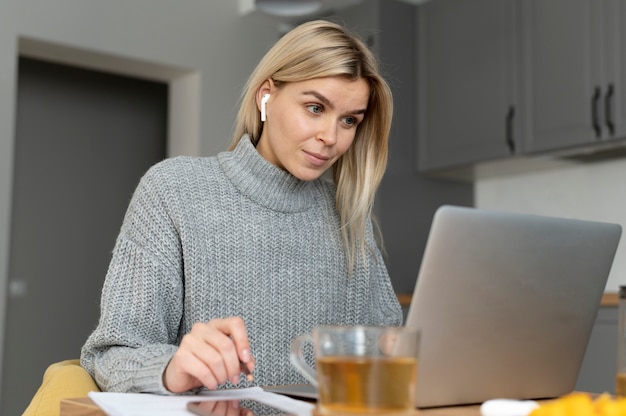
<box><xmin>406</xmin><ymin>205</ymin><xmax>622</xmax><ymax>408</ymax></box>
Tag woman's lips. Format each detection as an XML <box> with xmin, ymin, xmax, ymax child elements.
<box><xmin>303</xmin><ymin>150</ymin><xmax>330</xmax><ymax>167</ymax></box>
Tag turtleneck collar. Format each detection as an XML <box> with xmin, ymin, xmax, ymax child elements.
<box><xmin>218</xmin><ymin>135</ymin><xmax>318</xmax><ymax>213</ymax></box>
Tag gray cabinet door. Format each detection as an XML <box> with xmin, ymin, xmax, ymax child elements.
<box><xmin>521</xmin><ymin>0</ymin><xmax>621</xmax><ymax>153</ymax></box>
<box><xmin>417</xmin><ymin>0</ymin><xmax>519</xmax><ymax>172</ymax></box>
<box><xmin>607</xmin><ymin>0</ymin><xmax>626</xmax><ymax>140</ymax></box>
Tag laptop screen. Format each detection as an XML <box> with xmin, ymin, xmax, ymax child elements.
<box><xmin>406</xmin><ymin>205</ymin><xmax>621</xmax><ymax>408</ymax></box>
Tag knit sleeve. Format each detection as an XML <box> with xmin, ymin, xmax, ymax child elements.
<box><xmin>80</xmin><ymin>162</ymin><xmax>184</xmax><ymax>394</ymax></box>
<box><xmin>366</xmin><ymin>218</ymin><xmax>404</xmax><ymax>327</ymax></box>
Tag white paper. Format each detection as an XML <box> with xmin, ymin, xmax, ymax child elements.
<box><xmin>88</xmin><ymin>386</ymin><xmax>315</xmax><ymax>416</ymax></box>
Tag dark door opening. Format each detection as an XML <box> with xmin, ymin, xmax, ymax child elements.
<box><xmin>3</xmin><ymin>57</ymin><xmax>167</xmax><ymax>415</ymax></box>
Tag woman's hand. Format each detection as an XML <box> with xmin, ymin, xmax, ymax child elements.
<box><xmin>163</xmin><ymin>316</ymin><xmax>255</xmax><ymax>393</ymax></box>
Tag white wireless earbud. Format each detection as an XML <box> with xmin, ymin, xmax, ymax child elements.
<box><xmin>261</xmin><ymin>93</ymin><xmax>270</xmax><ymax>122</ymax></box>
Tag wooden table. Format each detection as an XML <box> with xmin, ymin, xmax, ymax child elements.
<box><xmin>61</xmin><ymin>397</ymin><xmax>106</xmax><ymax>416</ymax></box>
<box><xmin>60</xmin><ymin>396</ymin><xmax>492</xmax><ymax>416</ymax></box>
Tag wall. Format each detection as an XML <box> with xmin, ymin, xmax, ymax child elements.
<box><xmin>0</xmin><ymin>0</ymin><xmax>284</xmax><ymax>405</ymax></box>
<box><xmin>475</xmin><ymin>158</ymin><xmax>626</xmax><ymax>292</ymax></box>
<box><xmin>376</xmin><ymin>1</ymin><xmax>473</xmax><ymax>295</ymax></box>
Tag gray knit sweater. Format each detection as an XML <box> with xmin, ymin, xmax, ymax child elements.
<box><xmin>80</xmin><ymin>135</ymin><xmax>402</xmax><ymax>394</ymax></box>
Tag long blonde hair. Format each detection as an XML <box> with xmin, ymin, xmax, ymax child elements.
<box><xmin>230</xmin><ymin>20</ymin><xmax>393</xmax><ymax>273</ymax></box>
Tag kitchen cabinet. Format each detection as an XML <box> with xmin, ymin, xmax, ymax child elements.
<box><xmin>610</xmin><ymin>0</ymin><xmax>626</xmax><ymax>143</ymax></box>
<box><xmin>417</xmin><ymin>0</ymin><xmax>521</xmax><ymax>172</ymax></box>
<box><xmin>521</xmin><ymin>0</ymin><xmax>626</xmax><ymax>154</ymax></box>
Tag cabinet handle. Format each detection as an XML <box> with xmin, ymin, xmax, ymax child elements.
<box><xmin>605</xmin><ymin>83</ymin><xmax>615</xmax><ymax>136</ymax></box>
<box><xmin>506</xmin><ymin>106</ymin><xmax>515</xmax><ymax>154</ymax></box>
<box><xmin>592</xmin><ymin>86</ymin><xmax>602</xmax><ymax>138</ymax></box>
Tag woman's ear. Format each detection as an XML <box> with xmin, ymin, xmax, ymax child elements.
<box><xmin>256</xmin><ymin>80</ymin><xmax>274</xmax><ymax>122</ymax></box>
<box><xmin>256</xmin><ymin>79</ymin><xmax>274</xmax><ymax>115</ymax></box>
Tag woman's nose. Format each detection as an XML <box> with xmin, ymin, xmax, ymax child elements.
<box><xmin>317</xmin><ymin>120</ymin><xmax>337</xmax><ymax>145</ymax></box>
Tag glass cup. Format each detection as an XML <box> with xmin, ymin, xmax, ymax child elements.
<box><xmin>290</xmin><ymin>325</ymin><xmax>420</xmax><ymax>415</ymax></box>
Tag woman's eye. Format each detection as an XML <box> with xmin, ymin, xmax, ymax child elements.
<box><xmin>343</xmin><ymin>116</ymin><xmax>357</xmax><ymax>127</ymax></box>
<box><xmin>307</xmin><ymin>104</ymin><xmax>323</xmax><ymax>114</ymax></box>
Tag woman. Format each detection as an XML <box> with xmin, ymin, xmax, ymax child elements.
<box><xmin>80</xmin><ymin>19</ymin><xmax>402</xmax><ymax>394</ymax></box>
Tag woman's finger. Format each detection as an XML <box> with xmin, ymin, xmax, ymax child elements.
<box><xmin>164</xmin><ymin>339</ymin><xmax>219</xmax><ymax>392</ymax></box>
<box><xmin>208</xmin><ymin>317</ymin><xmax>254</xmax><ymax>380</ymax></box>
<box><xmin>164</xmin><ymin>317</ymin><xmax>255</xmax><ymax>392</ymax></box>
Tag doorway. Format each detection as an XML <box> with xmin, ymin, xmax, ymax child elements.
<box><xmin>2</xmin><ymin>57</ymin><xmax>167</xmax><ymax>415</ymax></box>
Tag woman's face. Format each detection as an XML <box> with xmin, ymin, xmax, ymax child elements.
<box><xmin>255</xmin><ymin>76</ymin><xmax>370</xmax><ymax>181</ymax></box>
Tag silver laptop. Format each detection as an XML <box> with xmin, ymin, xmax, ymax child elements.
<box><xmin>406</xmin><ymin>205</ymin><xmax>622</xmax><ymax>408</ymax></box>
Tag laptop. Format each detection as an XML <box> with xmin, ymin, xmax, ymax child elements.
<box><xmin>406</xmin><ymin>205</ymin><xmax>622</xmax><ymax>407</ymax></box>
<box><xmin>266</xmin><ymin>205</ymin><xmax>622</xmax><ymax>408</ymax></box>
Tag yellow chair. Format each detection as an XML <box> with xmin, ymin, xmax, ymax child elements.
<box><xmin>23</xmin><ymin>359</ymin><xmax>100</xmax><ymax>416</ymax></box>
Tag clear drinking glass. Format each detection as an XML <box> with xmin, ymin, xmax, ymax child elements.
<box><xmin>290</xmin><ymin>325</ymin><xmax>420</xmax><ymax>415</ymax></box>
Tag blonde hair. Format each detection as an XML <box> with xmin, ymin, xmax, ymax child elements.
<box><xmin>230</xmin><ymin>20</ymin><xmax>393</xmax><ymax>273</ymax></box>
